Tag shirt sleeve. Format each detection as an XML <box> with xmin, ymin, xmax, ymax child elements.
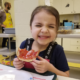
<box><xmin>20</xmin><ymin>40</ymin><xmax>26</xmax><ymax>49</ymax></box>
<box><xmin>0</xmin><ymin>10</ymin><xmax>5</xmax><ymax>25</ymax></box>
<box><xmin>0</xmin><ymin>10</ymin><xmax>2</xmax><ymax>17</ymax></box>
<box><xmin>0</xmin><ymin>10</ymin><xmax>2</xmax><ymax>25</ymax></box>
<box><xmin>55</xmin><ymin>45</ymin><xmax>69</xmax><ymax>72</ymax></box>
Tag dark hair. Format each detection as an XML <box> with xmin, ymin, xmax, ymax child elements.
<box><xmin>30</xmin><ymin>5</ymin><xmax>60</xmax><ymax>31</ymax></box>
<box><xmin>4</xmin><ymin>2</ymin><xmax>10</xmax><ymax>7</ymax></box>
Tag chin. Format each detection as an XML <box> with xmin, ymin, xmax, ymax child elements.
<box><xmin>38</xmin><ymin>41</ymin><xmax>50</xmax><ymax>46</ymax></box>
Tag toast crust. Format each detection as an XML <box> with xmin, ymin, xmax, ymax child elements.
<box><xmin>16</xmin><ymin>48</ymin><xmax>39</xmax><ymax>62</ymax></box>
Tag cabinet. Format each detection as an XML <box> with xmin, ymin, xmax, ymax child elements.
<box><xmin>61</xmin><ymin>0</ymin><xmax>73</xmax><ymax>14</ymax></box>
<box><xmin>63</xmin><ymin>38</ymin><xmax>80</xmax><ymax>52</ymax></box>
<box><xmin>57</xmin><ymin>34</ymin><xmax>80</xmax><ymax>79</ymax></box>
<box><xmin>52</xmin><ymin>0</ymin><xmax>80</xmax><ymax>15</ymax></box>
<box><xmin>0</xmin><ymin>34</ymin><xmax>16</xmax><ymax>65</ymax></box>
<box><xmin>73</xmin><ymin>0</ymin><xmax>80</xmax><ymax>13</ymax></box>
<box><xmin>52</xmin><ymin>0</ymin><xmax>73</xmax><ymax>14</ymax></box>
<box><xmin>55</xmin><ymin>38</ymin><xmax>61</xmax><ymax>45</ymax></box>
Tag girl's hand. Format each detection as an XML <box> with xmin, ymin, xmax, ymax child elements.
<box><xmin>30</xmin><ymin>56</ymin><xmax>50</xmax><ymax>73</ymax></box>
<box><xmin>13</xmin><ymin>58</ymin><xmax>25</xmax><ymax>70</ymax></box>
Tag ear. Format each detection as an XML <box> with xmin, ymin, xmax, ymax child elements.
<box><xmin>30</xmin><ymin>26</ymin><xmax>32</xmax><ymax>30</ymax></box>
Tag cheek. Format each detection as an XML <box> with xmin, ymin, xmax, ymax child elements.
<box><xmin>31</xmin><ymin>28</ymin><xmax>39</xmax><ymax>36</ymax></box>
<box><xmin>50</xmin><ymin>30</ymin><xmax>57</xmax><ymax>39</ymax></box>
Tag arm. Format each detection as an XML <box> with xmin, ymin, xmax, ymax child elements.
<box><xmin>0</xmin><ymin>10</ymin><xmax>2</xmax><ymax>26</ymax></box>
<box><xmin>52</xmin><ymin>45</ymin><xmax>70</xmax><ymax>77</ymax></box>
<box><xmin>13</xmin><ymin>40</ymin><xmax>26</xmax><ymax>69</ymax></box>
<box><xmin>0</xmin><ymin>10</ymin><xmax>2</xmax><ymax>17</ymax></box>
<box><xmin>48</xmin><ymin>63</ymin><xmax>69</xmax><ymax>77</ymax></box>
<box><xmin>31</xmin><ymin>45</ymin><xmax>69</xmax><ymax>77</ymax></box>
<box><xmin>0</xmin><ymin>10</ymin><xmax>6</xmax><ymax>27</ymax></box>
<box><xmin>31</xmin><ymin>56</ymin><xmax>69</xmax><ymax>77</ymax></box>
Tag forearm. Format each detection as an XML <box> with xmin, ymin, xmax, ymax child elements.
<box><xmin>0</xmin><ymin>23</ymin><xmax>3</xmax><ymax>27</ymax></box>
<box><xmin>48</xmin><ymin>64</ymin><xmax>69</xmax><ymax>77</ymax></box>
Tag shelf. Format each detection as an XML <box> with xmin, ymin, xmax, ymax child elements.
<box><xmin>0</xmin><ymin>48</ymin><xmax>16</xmax><ymax>56</ymax></box>
<box><xmin>65</xmin><ymin>51</ymin><xmax>80</xmax><ymax>54</ymax></box>
<box><xmin>67</xmin><ymin>58</ymin><xmax>80</xmax><ymax>63</ymax></box>
<box><xmin>68</xmin><ymin>62</ymin><xmax>80</xmax><ymax>68</ymax></box>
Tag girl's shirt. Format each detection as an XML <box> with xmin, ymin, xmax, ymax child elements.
<box><xmin>20</xmin><ymin>38</ymin><xmax>69</xmax><ymax>72</ymax></box>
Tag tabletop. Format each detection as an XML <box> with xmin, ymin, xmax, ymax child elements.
<box><xmin>0</xmin><ymin>33</ymin><xmax>15</xmax><ymax>37</ymax></box>
<box><xmin>0</xmin><ymin>64</ymin><xmax>79</xmax><ymax>80</ymax></box>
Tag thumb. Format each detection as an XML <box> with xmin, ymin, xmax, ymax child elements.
<box><xmin>14</xmin><ymin>58</ymin><xmax>20</xmax><ymax>62</ymax></box>
<box><xmin>37</xmin><ymin>56</ymin><xmax>44</xmax><ymax>60</ymax></box>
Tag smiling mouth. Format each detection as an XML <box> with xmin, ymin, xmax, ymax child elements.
<box><xmin>38</xmin><ymin>36</ymin><xmax>50</xmax><ymax>39</ymax></box>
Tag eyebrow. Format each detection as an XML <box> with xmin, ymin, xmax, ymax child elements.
<box><xmin>49</xmin><ymin>24</ymin><xmax>56</xmax><ymax>26</ymax></box>
<box><xmin>35</xmin><ymin>23</ymin><xmax>42</xmax><ymax>24</ymax></box>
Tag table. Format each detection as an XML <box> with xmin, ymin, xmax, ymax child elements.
<box><xmin>0</xmin><ymin>64</ymin><xmax>79</xmax><ymax>80</ymax></box>
<box><xmin>0</xmin><ymin>33</ymin><xmax>16</xmax><ymax>65</ymax></box>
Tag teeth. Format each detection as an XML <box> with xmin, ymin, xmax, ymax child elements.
<box><xmin>40</xmin><ymin>36</ymin><xmax>48</xmax><ymax>38</ymax></box>
<box><xmin>39</xmin><ymin>36</ymin><xmax>47</xmax><ymax>37</ymax></box>
<box><xmin>38</xmin><ymin>35</ymin><xmax>49</xmax><ymax>38</ymax></box>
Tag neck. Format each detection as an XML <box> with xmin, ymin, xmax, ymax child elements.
<box><xmin>33</xmin><ymin>41</ymin><xmax>49</xmax><ymax>51</ymax></box>
<box><xmin>5</xmin><ymin>8</ymin><xmax>8</xmax><ymax>11</ymax></box>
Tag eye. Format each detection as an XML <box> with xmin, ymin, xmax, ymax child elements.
<box><xmin>36</xmin><ymin>25</ymin><xmax>42</xmax><ymax>27</ymax></box>
<box><xmin>49</xmin><ymin>26</ymin><xmax>54</xmax><ymax>28</ymax></box>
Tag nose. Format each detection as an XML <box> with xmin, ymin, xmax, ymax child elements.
<box><xmin>41</xmin><ymin>26</ymin><xmax>48</xmax><ymax>33</ymax></box>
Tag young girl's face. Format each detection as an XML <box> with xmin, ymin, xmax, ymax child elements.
<box><xmin>31</xmin><ymin>10</ymin><xmax>57</xmax><ymax>46</ymax></box>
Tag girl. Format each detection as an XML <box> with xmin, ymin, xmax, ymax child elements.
<box><xmin>13</xmin><ymin>6</ymin><xmax>69</xmax><ymax>77</ymax></box>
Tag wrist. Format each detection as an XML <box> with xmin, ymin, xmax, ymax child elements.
<box><xmin>48</xmin><ymin>63</ymin><xmax>54</xmax><ymax>71</ymax></box>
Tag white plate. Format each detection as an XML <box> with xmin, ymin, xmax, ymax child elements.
<box><xmin>0</xmin><ymin>70</ymin><xmax>33</xmax><ymax>80</ymax></box>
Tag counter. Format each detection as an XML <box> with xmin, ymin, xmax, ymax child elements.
<box><xmin>57</xmin><ymin>34</ymin><xmax>80</xmax><ymax>38</ymax></box>
<box><xmin>57</xmin><ymin>34</ymin><xmax>80</xmax><ymax>79</ymax></box>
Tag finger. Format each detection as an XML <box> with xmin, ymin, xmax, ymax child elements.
<box><xmin>14</xmin><ymin>61</ymin><xmax>24</xmax><ymax>65</ymax></box>
<box><xmin>35</xmin><ymin>68</ymin><xmax>44</xmax><ymax>73</ymax></box>
<box><xmin>37</xmin><ymin>56</ymin><xmax>44</xmax><ymax>61</ymax></box>
<box><xmin>14</xmin><ymin>58</ymin><xmax>25</xmax><ymax>63</ymax></box>
<box><xmin>13</xmin><ymin>58</ymin><xmax>20</xmax><ymax>62</ymax></box>
<box><xmin>33</xmin><ymin>60</ymin><xmax>42</xmax><ymax>65</ymax></box>
<box><xmin>16</xmin><ymin>63</ymin><xmax>24</xmax><ymax>68</ymax></box>
<box><xmin>30</xmin><ymin>62</ymin><xmax>37</xmax><ymax>67</ymax></box>
<box><xmin>13</xmin><ymin>58</ymin><xmax>24</xmax><ymax>65</ymax></box>
<box><xmin>16</xmin><ymin>64</ymin><xmax>24</xmax><ymax>70</ymax></box>
<box><xmin>30</xmin><ymin>62</ymin><xmax>42</xmax><ymax>69</ymax></box>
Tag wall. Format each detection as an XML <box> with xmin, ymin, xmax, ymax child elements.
<box><xmin>14</xmin><ymin>0</ymin><xmax>39</xmax><ymax>51</ymax></box>
<box><xmin>60</xmin><ymin>14</ymin><xmax>80</xmax><ymax>24</ymax></box>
